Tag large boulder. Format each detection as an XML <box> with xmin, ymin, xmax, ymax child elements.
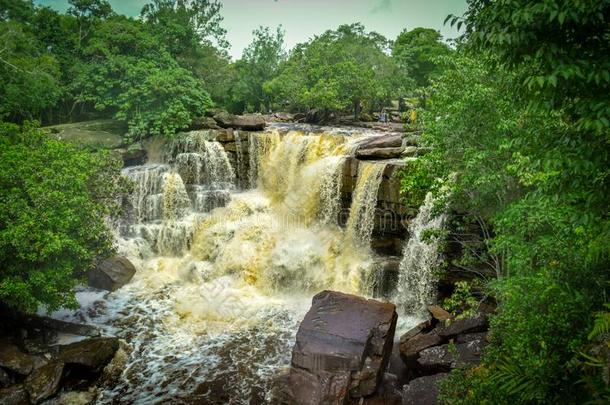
<box><xmin>401</xmin><ymin>373</ymin><xmax>448</xmax><ymax>405</ymax></box>
<box><xmin>56</xmin><ymin>337</ymin><xmax>119</xmax><ymax>373</ymax></box>
<box><xmin>0</xmin><ymin>343</ymin><xmax>37</xmax><ymax>375</ymax></box>
<box><xmin>288</xmin><ymin>290</ymin><xmax>397</xmax><ymax>404</ymax></box>
<box><xmin>119</xmin><ymin>144</ymin><xmax>147</xmax><ymax>167</ymax></box>
<box><xmin>24</xmin><ymin>361</ymin><xmax>64</xmax><ymax>404</ymax></box>
<box><xmin>213</xmin><ymin>112</ymin><xmax>266</xmax><ymax>131</ymax></box>
<box><xmin>87</xmin><ymin>257</ymin><xmax>136</xmax><ymax>291</ymax></box>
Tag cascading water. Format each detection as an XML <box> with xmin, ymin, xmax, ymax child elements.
<box><xmin>345</xmin><ymin>161</ymin><xmax>386</xmax><ymax>247</ymax></box>
<box><xmin>53</xmin><ymin>126</ymin><xmax>402</xmax><ymax>404</ymax></box>
<box><xmin>393</xmin><ymin>192</ymin><xmax>447</xmax><ymax>325</ymax></box>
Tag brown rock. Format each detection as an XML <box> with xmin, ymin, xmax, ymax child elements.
<box><xmin>56</xmin><ymin>337</ymin><xmax>119</xmax><ymax>372</ymax></box>
<box><xmin>0</xmin><ymin>384</ymin><xmax>29</xmax><ymax>405</ymax></box>
<box><xmin>356</xmin><ymin>147</ymin><xmax>405</xmax><ymax>160</ymax></box>
<box><xmin>428</xmin><ymin>305</ymin><xmax>452</xmax><ymax>322</ymax></box>
<box><xmin>24</xmin><ymin>361</ymin><xmax>64</xmax><ymax>404</ymax></box>
<box><xmin>437</xmin><ymin>315</ymin><xmax>488</xmax><ymax>339</ymax></box>
<box><xmin>190</xmin><ymin>116</ymin><xmax>220</xmax><ymax>130</ymax></box>
<box><xmin>0</xmin><ymin>343</ymin><xmax>36</xmax><ymax>375</ymax></box>
<box><xmin>417</xmin><ymin>339</ymin><xmax>485</xmax><ymax>372</ymax></box>
<box><xmin>402</xmin><ymin>373</ymin><xmax>448</xmax><ymax>405</ymax></box>
<box><xmin>289</xmin><ymin>290</ymin><xmax>397</xmax><ymax>403</ymax></box>
<box><xmin>358</xmin><ymin>134</ymin><xmax>403</xmax><ymax>150</ymax></box>
<box><xmin>399</xmin><ymin>332</ymin><xmax>442</xmax><ymax>364</ymax></box>
<box><xmin>215</xmin><ymin>128</ymin><xmax>235</xmax><ymax>142</ymax></box>
<box><xmin>88</xmin><ymin>256</ymin><xmax>136</xmax><ymax>291</ymax></box>
<box><xmin>213</xmin><ymin>112</ymin><xmax>266</xmax><ymax>131</ymax></box>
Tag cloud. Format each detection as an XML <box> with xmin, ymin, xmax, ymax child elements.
<box><xmin>371</xmin><ymin>0</ymin><xmax>392</xmax><ymax>14</ymax></box>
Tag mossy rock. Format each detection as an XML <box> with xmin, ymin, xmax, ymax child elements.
<box><xmin>44</xmin><ymin>119</ymin><xmax>127</xmax><ymax>150</ymax></box>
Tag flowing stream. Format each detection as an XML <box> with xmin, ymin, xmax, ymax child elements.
<box><xmin>52</xmin><ymin>125</ymin><xmax>444</xmax><ymax>404</ymax></box>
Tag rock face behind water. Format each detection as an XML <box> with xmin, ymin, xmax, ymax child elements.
<box><xmin>288</xmin><ymin>290</ymin><xmax>397</xmax><ymax>404</ymax></box>
<box><xmin>87</xmin><ymin>256</ymin><xmax>136</xmax><ymax>291</ymax></box>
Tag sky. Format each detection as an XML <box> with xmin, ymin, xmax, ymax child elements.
<box><xmin>35</xmin><ymin>0</ymin><xmax>468</xmax><ymax>59</ymax></box>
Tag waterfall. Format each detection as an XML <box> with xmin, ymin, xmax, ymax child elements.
<box><xmin>345</xmin><ymin>162</ymin><xmax>386</xmax><ymax>247</ymax></box>
<box><xmin>71</xmin><ymin>125</ymin><xmax>401</xmax><ymax>404</ymax></box>
<box><xmin>393</xmin><ymin>192</ymin><xmax>447</xmax><ymax>319</ymax></box>
<box><xmin>120</xmin><ymin>130</ymin><xmax>237</xmax><ymax>256</ymax></box>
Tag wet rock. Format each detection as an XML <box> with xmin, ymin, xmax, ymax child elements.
<box><xmin>437</xmin><ymin>315</ymin><xmax>488</xmax><ymax>339</ymax></box>
<box><xmin>401</xmin><ymin>373</ymin><xmax>447</xmax><ymax>405</ymax></box>
<box><xmin>289</xmin><ymin>368</ymin><xmax>350</xmax><ymax>405</ymax></box>
<box><xmin>120</xmin><ymin>144</ymin><xmax>147</xmax><ymax>167</ymax></box>
<box><xmin>24</xmin><ymin>361</ymin><xmax>64</xmax><ymax>404</ymax></box>
<box><xmin>0</xmin><ymin>367</ymin><xmax>12</xmax><ymax>387</ymax></box>
<box><xmin>289</xmin><ymin>290</ymin><xmax>397</xmax><ymax>403</ymax></box>
<box><xmin>417</xmin><ymin>339</ymin><xmax>485</xmax><ymax>372</ymax></box>
<box><xmin>352</xmin><ymin>373</ymin><xmax>402</xmax><ymax>405</ymax></box>
<box><xmin>213</xmin><ymin>112</ymin><xmax>266</xmax><ymax>131</ymax></box>
<box><xmin>0</xmin><ymin>384</ymin><xmax>29</xmax><ymax>404</ymax></box>
<box><xmin>12</xmin><ymin>314</ymin><xmax>100</xmax><ymax>338</ymax></box>
<box><xmin>399</xmin><ymin>331</ymin><xmax>442</xmax><ymax>364</ymax></box>
<box><xmin>215</xmin><ymin>128</ymin><xmax>235</xmax><ymax>142</ymax></box>
<box><xmin>87</xmin><ymin>256</ymin><xmax>136</xmax><ymax>292</ymax></box>
<box><xmin>0</xmin><ymin>343</ymin><xmax>36</xmax><ymax>375</ymax></box>
<box><xmin>428</xmin><ymin>305</ymin><xmax>452</xmax><ymax>322</ymax></box>
<box><xmin>56</xmin><ymin>337</ymin><xmax>119</xmax><ymax>373</ymax></box>
<box><xmin>356</xmin><ymin>147</ymin><xmax>405</xmax><ymax>160</ymax></box>
<box><xmin>48</xmin><ymin>390</ymin><xmax>96</xmax><ymax>405</ymax></box>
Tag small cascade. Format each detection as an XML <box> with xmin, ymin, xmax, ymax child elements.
<box><xmin>168</xmin><ymin>131</ymin><xmax>235</xmax><ymax>188</ymax></box>
<box><xmin>124</xmin><ymin>164</ymin><xmax>170</xmax><ymax>223</ymax></box>
<box><xmin>318</xmin><ymin>156</ymin><xmax>346</xmax><ymax>225</ymax></box>
<box><xmin>393</xmin><ymin>192</ymin><xmax>447</xmax><ymax>319</ymax></box>
<box><xmin>162</xmin><ymin>172</ymin><xmax>190</xmax><ymax>221</ymax></box>
<box><xmin>345</xmin><ymin>162</ymin><xmax>386</xmax><ymax>247</ymax></box>
<box><xmin>234</xmin><ymin>130</ymin><xmax>248</xmax><ymax>189</ymax></box>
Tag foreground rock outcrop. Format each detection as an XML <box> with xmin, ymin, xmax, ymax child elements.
<box><xmin>395</xmin><ymin>306</ymin><xmax>490</xmax><ymax>404</ymax></box>
<box><xmin>287</xmin><ymin>290</ymin><xmax>397</xmax><ymax>404</ymax></box>
<box><xmin>0</xmin><ymin>308</ymin><xmax>120</xmax><ymax>404</ymax></box>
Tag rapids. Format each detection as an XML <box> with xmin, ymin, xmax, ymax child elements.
<box><xmin>51</xmin><ymin>125</ymin><xmax>442</xmax><ymax>404</ymax></box>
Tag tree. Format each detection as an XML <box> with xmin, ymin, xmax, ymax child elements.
<box><xmin>231</xmin><ymin>26</ymin><xmax>285</xmax><ymax>112</ymax></box>
<box><xmin>72</xmin><ymin>16</ymin><xmax>212</xmax><ymax>138</ymax></box>
<box><xmin>264</xmin><ymin>23</ymin><xmax>398</xmax><ymax>117</ymax></box>
<box><xmin>0</xmin><ymin>21</ymin><xmax>62</xmax><ymax>121</ymax></box>
<box><xmin>404</xmin><ymin>1</ymin><xmax>610</xmax><ymax>403</ymax></box>
<box><xmin>0</xmin><ymin>122</ymin><xmax>126</xmax><ymax>312</ymax></box>
<box><xmin>392</xmin><ymin>27</ymin><xmax>451</xmax><ymax>88</ymax></box>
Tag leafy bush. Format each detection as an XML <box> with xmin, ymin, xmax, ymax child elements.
<box><xmin>0</xmin><ymin>122</ymin><xmax>126</xmax><ymax>312</ymax></box>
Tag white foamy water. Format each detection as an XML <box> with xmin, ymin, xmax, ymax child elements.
<box><xmin>51</xmin><ymin>127</ymin><xmax>440</xmax><ymax>404</ymax></box>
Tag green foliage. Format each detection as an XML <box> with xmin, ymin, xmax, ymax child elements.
<box><xmin>589</xmin><ymin>304</ymin><xmax>610</xmax><ymax>341</ymax></box>
<box><xmin>230</xmin><ymin>26</ymin><xmax>285</xmax><ymax>113</ymax></box>
<box><xmin>264</xmin><ymin>23</ymin><xmax>399</xmax><ymax>116</ymax></box>
<box><xmin>0</xmin><ymin>20</ymin><xmax>62</xmax><ymax>121</ymax></box>
<box><xmin>392</xmin><ymin>27</ymin><xmax>451</xmax><ymax>88</ymax></box>
<box><xmin>442</xmin><ymin>281</ymin><xmax>479</xmax><ymax>319</ymax></box>
<box><xmin>421</xmin><ymin>1</ymin><xmax>610</xmax><ymax>403</ymax></box>
<box><xmin>0</xmin><ymin>122</ymin><xmax>126</xmax><ymax>312</ymax></box>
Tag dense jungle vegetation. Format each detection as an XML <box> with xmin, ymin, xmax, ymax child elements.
<box><xmin>0</xmin><ymin>0</ymin><xmax>608</xmax><ymax>404</ymax></box>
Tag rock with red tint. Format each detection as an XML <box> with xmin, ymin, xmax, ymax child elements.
<box><xmin>288</xmin><ymin>290</ymin><xmax>397</xmax><ymax>404</ymax></box>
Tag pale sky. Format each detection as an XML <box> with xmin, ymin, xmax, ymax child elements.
<box><xmin>35</xmin><ymin>0</ymin><xmax>468</xmax><ymax>59</ymax></box>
